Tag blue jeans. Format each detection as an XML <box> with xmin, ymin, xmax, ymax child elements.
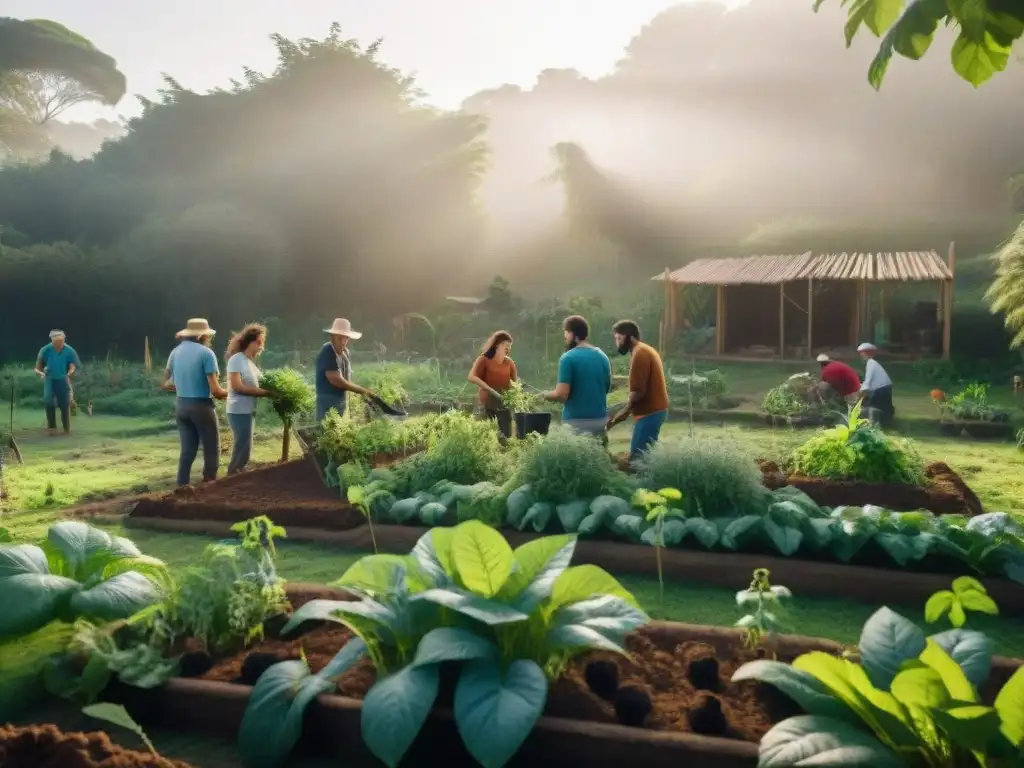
<box><xmin>316</xmin><ymin>392</ymin><xmax>346</xmax><ymax>422</ymax></box>
<box><xmin>175</xmin><ymin>398</ymin><xmax>220</xmax><ymax>486</ymax></box>
<box><xmin>630</xmin><ymin>410</ymin><xmax>667</xmax><ymax>459</ymax></box>
<box><xmin>227</xmin><ymin>412</ymin><xmax>255</xmax><ymax>474</ymax></box>
<box><xmin>44</xmin><ymin>378</ymin><xmax>71</xmax><ymax>432</ymax></box>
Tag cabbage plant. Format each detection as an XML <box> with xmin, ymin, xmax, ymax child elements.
<box><xmin>733</xmin><ymin>605</ymin><xmax>1024</xmax><ymax>766</ymax></box>
<box><xmin>237</xmin><ymin>521</ymin><xmax>648</xmax><ymax>768</ymax></box>
<box><xmin>0</xmin><ymin>522</ymin><xmax>167</xmax><ymax>640</ymax></box>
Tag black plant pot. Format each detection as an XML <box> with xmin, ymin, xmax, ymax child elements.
<box><xmin>514</xmin><ymin>411</ymin><xmax>551</xmax><ymax>438</ymax></box>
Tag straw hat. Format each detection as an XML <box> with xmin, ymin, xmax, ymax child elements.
<box><xmin>816</xmin><ymin>353</ymin><xmax>830</xmax><ymax>362</ymax></box>
<box><xmin>857</xmin><ymin>342</ymin><xmax>877</xmax><ymax>353</ymax></box>
<box><xmin>49</xmin><ymin>329</ymin><xmax>66</xmax><ymax>340</ymax></box>
<box><xmin>176</xmin><ymin>318</ymin><xmax>216</xmax><ymax>338</ymax></box>
<box><xmin>323</xmin><ymin>318</ymin><xmax>362</xmax><ymax>339</ymax></box>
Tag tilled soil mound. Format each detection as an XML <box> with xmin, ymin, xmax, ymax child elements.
<box><xmin>130</xmin><ymin>460</ymin><xmax>364</xmax><ymax>530</ymax></box>
<box><xmin>758</xmin><ymin>460</ymin><xmax>983</xmax><ymax>516</ymax></box>
<box><xmin>0</xmin><ymin>724</ymin><xmax>190</xmax><ymax>768</ymax></box>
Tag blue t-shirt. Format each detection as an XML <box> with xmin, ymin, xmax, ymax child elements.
<box><xmin>167</xmin><ymin>341</ymin><xmax>219</xmax><ymax>399</ymax></box>
<box><xmin>557</xmin><ymin>345</ymin><xmax>611</xmax><ymax>421</ymax></box>
<box><xmin>315</xmin><ymin>342</ymin><xmax>351</xmax><ymax>395</ymax></box>
<box><xmin>37</xmin><ymin>343</ymin><xmax>82</xmax><ymax>379</ymax></box>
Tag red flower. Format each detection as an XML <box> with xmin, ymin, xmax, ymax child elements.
<box><xmin>930</xmin><ymin>389</ymin><xmax>946</xmax><ymax>402</ymax></box>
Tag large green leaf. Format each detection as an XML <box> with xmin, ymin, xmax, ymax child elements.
<box><xmin>555</xmin><ymin>500</ymin><xmax>590</xmax><ymax>532</ymax></box>
<box><xmin>759</xmin><ymin>714</ymin><xmax>903</xmax><ymax>767</ymax></box>
<box><xmin>0</xmin><ymin>544</ymin><xmax>49</xmax><ymax>578</ymax></box>
<box><xmin>951</xmin><ymin>28</ymin><xmax>1012</xmax><ymax>87</ymax></box>
<box><xmin>46</xmin><ymin>522</ymin><xmax>114</xmax><ymax>576</ymax></box>
<box><xmin>455</xmin><ymin>658</ymin><xmax>547</xmax><ymax>768</ymax></box>
<box><xmin>731</xmin><ymin>660</ymin><xmax>858</xmax><ymax>723</ymax></box>
<box><xmin>932</xmin><ymin>704</ymin><xmax>1003</xmax><ymax>752</ymax></box>
<box><xmin>720</xmin><ymin>515</ymin><xmax>763</xmax><ymax>550</ymax></box>
<box><xmin>411</xmin><ymin>627</ymin><xmax>497</xmax><ymax>667</ymax></box>
<box><xmin>361</xmin><ymin>664</ymin><xmax>440</xmax><ymax>768</ymax></box>
<box><xmin>281</xmin><ymin>598</ymin><xmax>398</xmax><ymax>641</ymax></box>
<box><xmin>237</xmin><ymin>659</ymin><xmax>332</xmax><ymax>768</ymax></box>
<box><xmin>994</xmin><ymin>666</ymin><xmax>1024</xmax><ymax>746</ymax></box>
<box><xmin>842</xmin><ymin>0</ymin><xmax>905</xmax><ymax>44</ymax></box>
<box><xmin>919</xmin><ymin>640</ymin><xmax>976</xmax><ymax>703</ymax></box>
<box><xmin>503</xmin><ymin>534</ymin><xmax>576</xmax><ymax>613</ymax></box>
<box><xmin>413</xmin><ymin>588</ymin><xmax>528</xmax><ymax>625</ymax></box>
<box><xmin>683</xmin><ymin>517</ymin><xmax>720</xmax><ymax>549</ymax></box>
<box><xmin>332</xmin><ymin>555</ymin><xmax>415</xmax><ymax>594</ymax></box>
<box><xmin>867</xmin><ymin>0</ymin><xmax>954</xmax><ymax>89</ymax></box>
<box><xmin>0</xmin><ymin>572</ymin><xmax>79</xmax><ymax>638</ymax></box>
<box><xmin>549</xmin><ymin>565</ymin><xmax>637</xmax><ymax>610</ymax></box>
<box><xmin>764</xmin><ymin>519</ymin><xmax>802</xmax><ymax>556</ymax></box>
<box><xmin>68</xmin><ymin>571</ymin><xmax>162</xmax><ymax>622</ymax></box>
<box><xmin>858</xmin><ymin>607</ymin><xmax>926</xmax><ymax>690</ymax></box>
<box><xmin>315</xmin><ymin>638</ymin><xmax>368</xmax><ymax>685</ymax></box>
<box><xmin>410</xmin><ymin>527</ymin><xmax>455</xmax><ymax>586</ymax></box>
<box><xmin>890</xmin><ymin>666</ymin><xmax>951</xmax><ymax>709</ymax></box>
<box><xmin>928</xmin><ymin>629</ymin><xmax>993</xmax><ymax>689</ymax></box>
<box><xmin>550</xmin><ymin>595</ymin><xmax>648</xmax><ymax>647</ymax></box>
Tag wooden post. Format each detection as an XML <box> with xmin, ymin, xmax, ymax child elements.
<box><xmin>715</xmin><ymin>285</ymin><xmax>724</xmax><ymax>356</ymax></box>
<box><xmin>942</xmin><ymin>241</ymin><xmax>955</xmax><ymax>360</ymax></box>
<box><xmin>806</xmin><ymin>278</ymin><xmax>814</xmax><ymax>359</ymax></box>
<box><xmin>779</xmin><ymin>283</ymin><xmax>785</xmax><ymax>359</ymax></box>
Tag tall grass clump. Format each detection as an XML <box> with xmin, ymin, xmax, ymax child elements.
<box><xmin>513</xmin><ymin>425</ymin><xmax>632</xmax><ymax>504</ymax></box>
<box><xmin>633</xmin><ymin>439</ymin><xmax>768</xmax><ymax>518</ymax></box>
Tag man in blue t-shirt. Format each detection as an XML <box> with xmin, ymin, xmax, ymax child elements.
<box><xmin>34</xmin><ymin>329</ymin><xmax>82</xmax><ymax>435</ymax></box>
<box><xmin>315</xmin><ymin>318</ymin><xmax>376</xmax><ymax>421</ymax></box>
<box><xmin>542</xmin><ymin>315</ymin><xmax>611</xmax><ymax>443</ymax></box>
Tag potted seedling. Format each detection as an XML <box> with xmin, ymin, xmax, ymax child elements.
<box><xmin>502</xmin><ymin>380</ymin><xmax>550</xmax><ymax>438</ymax></box>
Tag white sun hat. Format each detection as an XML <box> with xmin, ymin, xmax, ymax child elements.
<box><xmin>49</xmin><ymin>329</ymin><xmax>66</xmax><ymax>340</ymax></box>
<box><xmin>323</xmin><ymin>318</ymin><xmax>363</xmax><ymax>339</ymax></box>
<box><xmin>176</xmin><ymin>318</ymin><xmax>216</xmax><ymax>338</ymax></box>
<box><xmin>816</xmin><ymin>353</ymin><xmax>830</xmax><ymax>362</ymax></box>
<box><xmin>857</xmin><ymin>342</ymin><xmax>877</xmax><ymax>352</ymax></box>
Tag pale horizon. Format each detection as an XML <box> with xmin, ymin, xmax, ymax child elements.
<box><xmin>7</xmin><ymin>0</ymin><xmax>749</xmax><ymax>122</ymax></box>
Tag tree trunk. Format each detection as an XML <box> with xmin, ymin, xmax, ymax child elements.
<box><xmin>281</xmin><ymin>421</ymin><xmax>291</xmax><ymax>462</ymax></box>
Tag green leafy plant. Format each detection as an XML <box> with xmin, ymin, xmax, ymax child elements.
<box><xmin>790</xmin><ymin>401</ymin><xmax>925</xmax><ymax>485</ymax></box>
<box><xmin>259</xmin><ymin>368</ymin><xmax>315</xmax><ymax>460</ymax></box>
<box><xmin>513</xmin><ymin>425</ymin><xmax>630</xmax><ymax>506</ymax></box>
<box><xmin>762</xmin><ymin>385</ymin><xmax>806</xmax><ymax>418</ymax></box>
<box><xmin>239</xmin><ymin>521</ymin><xmax>648</xmax><ymax>768</ymax></box>
<box><xmin>346</xmin><ymin>485</ymin><xmax>379</xmax><ymax>554</ymax></box>
<box><xmin>735</xmin><ymin>567</ymin><xmax>791</xmax><ymax>649</ymax></box>
<box><xmin>946</xmin><ymin>382</ymin><xmax>1010</xmax><ymax>423</ymax></box>
<box><xmin>632</xmin><ymin>487</ymin><xmax>683</xmax><ymax>612</ymax></box>
<box><xmin>363</xmin><ymin>365</ymin><xmax>410</xmax><ymax>408</ymax></box>
<box><xmin>925</xmin><ymin>576</ymin><xmax>999</xmax><ymax>628</ymax></box>
<box><xmin>734</xmin><ymin>605</ymin><xmax>1024</xmax><ymax>766</ymax></box>
<box><xmin>82</xmin><ymin>702</ymin><xmax>160</xmax><ymax>755</ymax></box>
<box><xmin>231</xmin><ymin>515</ymin><xmax>287</xmax><ymax>562</ymax></box>
<box><xmin>500</xmin><ymin>379</ymin><xmax>538</xmax><ymax>414</ymax></box>
<box><xmin>0</xmin><ymin>522</ymin><xmax>168</xmax><ymax>640</ymax></box>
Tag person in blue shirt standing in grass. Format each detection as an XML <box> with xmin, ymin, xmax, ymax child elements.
<box><xmin>34</xmin><ymin>329</ymin><xmax>82</xmax><ymax>436</ymax></box>
<box><xmin>542</xmin><ymin>315</ymin><xmax>612</xmax><ymax>444</ymax></box>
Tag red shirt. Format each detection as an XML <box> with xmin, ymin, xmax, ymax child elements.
<box><xmin>820</xmin><ymin>361</ymin><xmax>861</xmax><ymax>396</ymax></box>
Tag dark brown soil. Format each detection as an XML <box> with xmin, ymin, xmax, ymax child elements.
<box><xmin>197</xmin><ymin>591</ymin><xmax>793</xmax><ymax>744</ymax></box>
<box><xmin>758</xmin><ymin>460</ymin><xmax>983</xmax><ymax>517</ymax></box>
<box><xmin>0</xmin><ymin>724</ymin><xmax>190</xmax><ymax>768</ymax></box>
<box><xmin>130</xmin><ymin>460</ymin><xmax>365</xmax><ymax>530</ymax></box>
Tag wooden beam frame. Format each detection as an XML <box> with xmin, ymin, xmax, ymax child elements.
<box><xmin>779</xmin><ymin>283</ymin><xmax>785</xmax><ymax>359</ymax></box>
<box><xmin>806</xmin><ymin>278</ymin><xmax>814</xmax><ymax>359</ymax></box>
<box><xmin>942</xmin><ymin>241</ymin><xmax>955</xmax><ymax>360</ymax></box>
<box><xmin>715</xmin><ymin>285</ymin><xmax>725</xmax><ymax>355</ymax></box>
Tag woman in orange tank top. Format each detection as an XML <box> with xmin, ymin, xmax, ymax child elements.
<box><xmin>468</xmin><ymin>330</ymin><xmax>518</xmax><ymax>437</ymax></box>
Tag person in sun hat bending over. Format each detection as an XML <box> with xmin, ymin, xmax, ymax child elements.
<box><xmin>857</xmin><ymin>342</ymin><xmax>895</xmax><ymax>425</ymax></box>
<box><xmin>35</xmin><ymin>329</ymin><xmax>82</xmax><ymax>435</ymax></box>
<box><xmin>161</xmin><ymin>318</ymin><xmax>228</xmax><ymax>486</ymax></box>
<box><xmin>815</xmin><ymin>353</ymin><xmax>862</xmax><ymax>405</ymax></box>
<box><xmin>315</xmin><ymin>318</ymin><xmax>377</xmax><ymax>422</ymax></box>
<box><xmin>542</xmin><ymin>315</ymin><xmax>612</xmax><ymax>445</ymax></box>
<box><xmin>606</xmin><ymin>320</ymin><xmax>670</xmax><ymax>460</ymax></box>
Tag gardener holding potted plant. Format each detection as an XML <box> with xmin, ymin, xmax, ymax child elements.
<box><xmin>315</xmin><ymin>318</ymin><xmax>376</xmax><ymax>422</ymax></box>
<box><xmin>606</xmin><ymin>320</ymin><xmax>670</xmax><ymax>459</ymax></box>
<box><xmin>468</xmin><ymin>330</ymin><xmax>518</xmax><ymax>438</ymax></box>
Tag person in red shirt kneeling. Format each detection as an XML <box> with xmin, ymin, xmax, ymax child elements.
<box><xmin>816</xmin><ymin>353</ymin><xmax>862</xmax><ymax>404</ymax></box>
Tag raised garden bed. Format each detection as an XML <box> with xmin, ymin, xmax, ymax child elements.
<box><xmin>940</xmin><ymin>418</ymin><xmax>1017</xmax><ymax>440</ymax></box>
<box><xmin>119</xmin><ymin>508</ymin><xmax>1024</xmax><ymax>613</ymax></box>
<box><xmin>758</xmin><ymin>460</ymin><xmax>984</xmax><ymax>517</ymax></box>
<box><xmin>104</xmin><ymin>586</ymin><xmax>1022</xmax><ymax>768</ymax></box>
<box><xmin>0</xmin><ymin>723</ymin><xmax>190</xmax><ymax>767</ymax></box>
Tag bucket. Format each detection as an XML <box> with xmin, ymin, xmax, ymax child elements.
<box><xmin>514</xmin><ymin>412</ymin><xmax>551</xmax><ymax>438</ymax></box>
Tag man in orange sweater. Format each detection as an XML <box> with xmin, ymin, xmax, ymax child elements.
<box><xmin>606</xmin><ymin>320</ymin><xmax>670</xmax><ymax>459</ymax></box>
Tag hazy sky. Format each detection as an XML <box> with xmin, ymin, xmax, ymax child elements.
<box><xmin>10</xmin><ymin>0</ymin><xmax>746</xmax><ymax>120</ymax></box>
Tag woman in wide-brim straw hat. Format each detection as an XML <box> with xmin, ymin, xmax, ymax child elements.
<box><xmin>161</xmin><ymin>318</ymin><xmax>229</xmax><ymax>486</ymax></box>
<box><xmin>314</xmin><ymin>318</ymin><xmax>376</xmax><ymax>422</ymax></box>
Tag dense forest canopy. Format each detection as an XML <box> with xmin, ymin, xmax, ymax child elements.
<box><xmin>2</xmin><ymin>1</ymin><xmax>1023</xmax><ymax>362</ymax></box>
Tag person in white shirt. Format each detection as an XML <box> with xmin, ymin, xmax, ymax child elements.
<box><xmin>224</xmin><ymin>323</ymin><xmax>270</xmax><ymax>474</ymax></box>
<box><xmin>857</xmin><ymin>342</ymin><xmax>894</xmax><ymax>425</ymax></box>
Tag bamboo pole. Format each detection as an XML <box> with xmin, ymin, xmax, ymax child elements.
<box><xmin>942</xmin><ymin>241</ymin><xmax>955</xmax><ymax>360</ymax></box>
<box><xmin>779</xmin><ymin>283</ymin><xmax>785</xmax><ymax>359</ymax></box>
<box><xmin>806</xmin><ymin>278</ymin><xmax>813</xmax><ymax>359</ymax></box>
<box><xmin>662</xmin><ymin>268</ymin><xmax>672</xmax><ymax>348</ymax></box>
<box><xmin>715</xmin><ymin>285</ymin><xmax>725</xmax><ymax>355</ymax></box>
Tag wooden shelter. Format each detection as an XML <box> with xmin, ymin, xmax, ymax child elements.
<box><xmin>653</xmin><ymin>244</ymin><xmax>956</xmax><ymax>360</ymax></box>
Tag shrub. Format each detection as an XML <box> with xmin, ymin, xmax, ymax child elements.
<box><xmin>514</xmin><ymin>425</ymin><xmax>632</xmax><ymax>505</ymax></box>
<box><xmin>395</xmin><ymin>410</ymin><xmax>508</xmax><ymax>493</ymax></box>
<box><xmin>633</xmin><ymin>438</ymin><xmax>768</xmax><ymax>518</ymax></box>
<box><xmin>789</xmin><ymin>404</ymin><xmax>925</xmax><ymax>485</ymax></box>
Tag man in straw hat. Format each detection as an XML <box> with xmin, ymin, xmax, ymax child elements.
<box><xmin>815</xmin><ymin>352</ymin><xmax>861</xmax><ymax>405</ymax></box>
<box><xmin>34</xmin><ymin>329</ymin><xmax>82</xmax><ymax>435</ymax></box>
<box><xmin>315</xmin><ymin>318</ymin><xmax>377</xmax><ymax>422</ymax></box>
<box><xmin>161</xmin><ymin>318</ymin><xmax>228</xmax><ymax>486</ymax></box>
<box><xmin>857</xmin><ymin>342</ymin><xmax>895</xmax><ymax>425</ymax></box>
